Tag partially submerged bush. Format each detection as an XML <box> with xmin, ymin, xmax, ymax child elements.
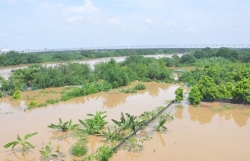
<box><xmin>12</xmin><ymin>90</ymin><xmax>21</xmax><ymax>99</ymax></box>
<box><xmin>120</xmin><ymin>84</ymin><xmax>146</xmax><ymax>93</ymax></box>
<box><xmin>70</xmin><ymin>141</ymin><xmax>88</xmax><ymax>157</ymax></box>
<box><xmin>28</xmin><ymin>100</ymin><xmax>38</xmax><ymax>109</ymax></box>
<box><xmin>134</xmin><ymin>84</ymin><xmax>146</xmax><ymax>90</ymax></box>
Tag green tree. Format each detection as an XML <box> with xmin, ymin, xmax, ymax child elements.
<box><xmin>196</xmin><ymin>76</ymin><xmax>218</xmax><ymax>101</ymax></box>
<box><xmin>174</xmin><ymin>87</ymin><xmax>184</xmax><ymax>102</ymax></box>
<box><xmin>232</xmin><ymin>78</ymin><xmax>250</xmax><ymax>103</ymax></box>
<box><xmin>180</xmin><ymin>54</ymin><xmax>197</xmax><ymax>64</ymax></box>
<box><xmin>188</xmin><ymin>86</ymin><xmax>202</xmax><ymax>105</ymax></box>
<box><xmin>217</xmin><ymin>84</ymin><xmax>231</xmax><ymax>98</ymax></box>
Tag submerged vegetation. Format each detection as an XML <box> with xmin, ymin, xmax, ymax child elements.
<box><xmin>120</xmin><ymin>83</ymin><xmax>146</xmax><ymax>93</ymax></box>
<box><xmin>48</xmin><ymin>118</ymin><xmax>79</xmax><ymax>132</ymax></box>
<box><xmin>2</xmin><ymin>47</ymin><xmax>250</xmax><ymax>160</ymax></box>
<box><xmin>3</xmin><ymin>132</ymin><xmax>38</xmax><ymax>155</ymax></box>
<box><xmin>3</xmin><ymin>100</ymin><xmax>174</xmax><ymax>161</ymax></box>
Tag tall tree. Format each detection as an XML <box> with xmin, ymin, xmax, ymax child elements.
<box><xmin>175</xmin><ymin>87</ymin><xmax>184</xmax><ymax>102</ymax></box>
<box><xmin>188</xmin><ymin>86</ymin><xmax>202</xmax><ymax>105</ymax></box>
<box><xmin>232</xmin><ymin>78</ymin><xmax>250</xmax><ymax>103</ymax></box>
<box><xmin>196</xmin><ymin>76</ymin><xmax>218</xmax><ymax>101</ymax></box>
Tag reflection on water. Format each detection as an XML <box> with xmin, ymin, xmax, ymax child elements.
<box><xmin>156</xmin><ymin>132</ymin><xmax>166</xmax><ymax>147</ymax></box>
<box><xmin>1</xmin><ymin>82</ymin><xmax>250</xmax><ymax>161</ymax></box>
<box><xmin>188</xmin><ymin>103</ymin><xmax>250</xmax><ymax>127</ymax></box>
<box><xmin>188</xmin><ymin>106</ymin><xmax>216</xmax><ymax>125</ymax></box>
<box><xmin>7</xmin><ymin>152</ymin><xmax>36</xmax><ymax>161</ymax></box>
<box><xmin>0</xmin><ymin>82</ymin><xmax>171</xmax><ymax>111</ymax></box>
<box><xmin>174</xmin><ymin>107</ymin><xmax>183</xmax><ymax>119</ymax></box>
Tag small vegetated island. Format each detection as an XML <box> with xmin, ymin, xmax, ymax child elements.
<box><xmin>1</xmin><ymin>47</ymin><xmax>250</xmax><ymax>160</ymax></box>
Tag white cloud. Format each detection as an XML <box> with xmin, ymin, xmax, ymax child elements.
<box><xmin>187</xmin><ymin>27</ymin><xmax>198</xmax><ymax>32</ymax></box>
<box><xmin>145</xmin><ymin>18</ymin><xmax>153</xmax><ymax>24</ymax></box>
<box><xmin>66</xmin><ymin>16</ymin><xmax>83</xmax><ymax>23</ymax></box>
<box><xmin>63</xmin><ymin>0</ymin><xmax>99</xmax><ymax>23</ymax></box>
<box><xmin>64</xmin><ymin>0</ymin><xmax>99</xmax><ymax>15</ymax></box>
<box><xmin>165</xmin><ymin>21</ymin><xmax>176</xmax><ymax>27</ymax></box>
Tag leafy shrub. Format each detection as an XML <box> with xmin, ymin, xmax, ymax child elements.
<box><xmin>12</xmin><ymin>90</ymin><xmax>21</xmax><ymax>99</ymax></box>
<box><xmin>46</xmin><ymin>99</ymin><xmax>60</xmax><ymax>104</ymax></box>
<box><xmin>48</xmin><ymin>118</ymin><xmax>79</xmax><ymax>132</ymax></box>
<box><xmin>134</xmin><ymin>84</ymin><xmax>146</xmax><ymax>90</ymax></box>
<box><xmin>28</xmin><ymin>100</ymin><xmax>38</xmax><ymax>109</ymax></box>
<box><xmin>70</xmin><ymin>141</ymin><xmax>88</xmax><ymax>157</ymax></box>
<box><xmin>79</xmin><ymin>111</ymin><xmax>108</xmax><ymax>135</ymax></box>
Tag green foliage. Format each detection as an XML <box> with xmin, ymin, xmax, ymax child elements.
<box><xmin>232</xmin><ymin>78</ymin><xmax>250</xmax><ymax>103</ymax></box>
<box><xmin>39</xmin><ymin>141</ymin><xmax>59</xmax><ymax>159</ymax></box>
<box><xmin>46</xmin><ymin>99</ymin><xmax>60</xmax><ymax>104</ymax></box>
<box><xmin>82</xmin><ymin>145</ymin><xmax>114</xmax><ymax>161</ymax></box>
<box><xmin>12</xmin><ymin>90</ymin><xmax>21</xmax><ymax>99</ymax></box>
<box><xmin>120</xmin><ymin>84</ymin><xmax>146</xmax><ymax>93</ymax></box>
<box><xmin>70</xmin><ymin>140</ymin><xmax>88</xmax><ymax>157</ymax></box>
<box><xmin>123</xmin><ymin>137</ymin><xmax>143</xmax><ymax>153</ymax></box>
<box><xmin>102</xmin><ymin>128</ymin><xmax>123</xmax><ymax>142</ymax></box>
<box><xmin>174</xmin><ymin>87</ymin><xmax>184</xmax><ymax>102</ymax></box>
<box><xmin>79</xmin><ymin>111</ymin><xmax>108</xmax><ymax>135</ymax></box>
<box><xmin>134</xmin><ymin>84</ymin><xmax>146</xmax><ymax>90</ymax></box>
<box><xmin>180</xmin><ymin>54</ymin><xmax>197</xmax><ymax>64</ymax></box>
<box><xmin>27</xmin><ymin>100</ymin><xmax>38</xmax><ymax>109</ymax></box>
<box><xmin>111</xmin><ymin>113</ymin><xmax>138</xmax><ymax>134</ymax></box>
<box><xmin>196</xmin><ymin>76</ymin><xmax>218</xmax><ymax>101</ymax></box>
<box><xmin>3</xmin><ymin>132</ymin><xmax>37</xmax><ymax>155</ymax></box>
<box><xmin>188</xmin><ymin>86</ymin><xmax>202</xmax><ymax>105</ymax></box>
<box><xmin>154</xmin><ymin>113</ymin><xmax>174</xmax><ymax>132</ymax></box>
<box><xmin>217</xmin><ymin>84</ymin><xmax>232</xmax><ymax>98</ymax></box>
<box><xmin>48</xmin><ymin>118</ymin><xmax>79</xmax><ymax>132</ymax></box>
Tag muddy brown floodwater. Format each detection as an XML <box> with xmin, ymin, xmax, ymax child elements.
<box><xmin>0</xmin><ymin>82</ymin><xmax>250</xmax><ymax>161</ymax></box>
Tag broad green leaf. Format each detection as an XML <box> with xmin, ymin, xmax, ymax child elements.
<box><xmin>24</xmin><ymin>142</ymin><xmax>35</xmax><ymax>149</ymax></box>
<box><xmin>51</xmin><ymin>154</ymin><xmax>58</xmax><ymax>157</ymax></box>
<box><xmin>24</xmin><ymin>132</ymin><xmax>38</xmax><ymax>140</ymax></box>
<box><xmin>3</xmin><ymin>141</ymin><xmax>19</xmax><ymax>148</ymax></box>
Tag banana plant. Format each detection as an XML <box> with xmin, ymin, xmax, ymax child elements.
<box><xmin>3</xmin><ymin>132</ymin><xmax>38</xmax><ymax>155</ymax></box>
<box><xmin>48</xmin><ymin>118</ymin><xmax>79</xmax><ymax>132</ymax></box>
<box><xmin>102</xmin><ymin>128</ymin><xmax>123</xmax><ymax>142</ymax></box>
<box><xmin>154</xmin><ymin>117</ymin><xmax>167</xmax><ymax>132</ymax></box>
<box><xmin>112</xmin><ymin>113</ymin><xmax>139</xmax><ymax>134</ymax></box>
<box><xmin>39</xmin><ymin>141</ymin><xmax>58</xmax><ymax>159</ymax></box>
<box><xmin>79</xmin><ymin>111</ymin><xmax>108</xmax><ymax>135</ymax></box>
<box><xmin>154</xmin><ymin>112</ymin><xmax>174</xmax><ymax>132</ymax></box>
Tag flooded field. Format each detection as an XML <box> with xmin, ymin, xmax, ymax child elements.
<box><xmin>0</xmin><ymin>82</ymin><xmax>250</xmax><ymax>161</ymax></box>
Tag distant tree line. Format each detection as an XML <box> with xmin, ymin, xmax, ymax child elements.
<box><xmin>0</xmin><ymin>48</ymin><xmax>184</xmax><ymax>66</ymax></box>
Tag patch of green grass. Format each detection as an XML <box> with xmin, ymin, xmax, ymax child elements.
<box><xmin>120</xmin><ymin>84</ymin><xmax>146</xmax><ymax>93</ymax></box>
<box><xmin>46</xmin><ymin>99</ymin><xmax>60</xmax><ymax>104</ymax></box>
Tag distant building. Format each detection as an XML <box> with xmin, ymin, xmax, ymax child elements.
<box><xmin>0</xmin><ymin>47</ymin><xmax>10</xmax><ymax>54</ymax></box>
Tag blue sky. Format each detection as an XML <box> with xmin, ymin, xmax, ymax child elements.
<box><xmin>0</xmin><ymin>0</ymin><xmax>249</xmax><ymax>50</ymax></box>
